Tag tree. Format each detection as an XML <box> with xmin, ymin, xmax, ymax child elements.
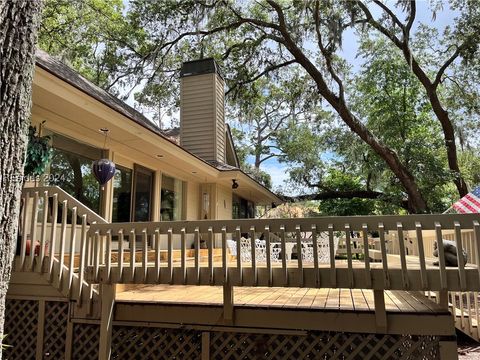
<box><xmin>354</xmin><ymin>0</ymin><xmax>480</xmax><ymax>197</ymax></box>
<box><xmin>123</xmin><ymin>0</ymin><xmax>429</xmax><ymax>212</ymax></box>
<box><xmin>279</xmin><ymin>36</ymin><xmax>459</xmax><ymax>214</ymax></box>
<box><xmin>0</xmin><ymin>0</ymin><xmax>43</xmax><ymax>355</ymax></box>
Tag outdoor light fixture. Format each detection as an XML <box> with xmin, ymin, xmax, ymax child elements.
<box><xmin>232</xmin><ymin>179</ymin><xmax>239</xmax><ymax>189</ymax></box>
<box><xmin>92</xmin><ymin>128</ymin><xmax>115</xmax><ymax>190</ymax></box>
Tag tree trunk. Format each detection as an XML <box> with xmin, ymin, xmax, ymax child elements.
<box><xmin>402</xmin><ymin>49</ymin><xmax>469</xmax><ymax>197</ymax></box>
<box><xmin>0</xmin><ymin>0</ymin><xmax>43</xmax><ymax>356</ymax></box>
<box><xmin>277</xmin><ymin>29</ymin><xmax>428</xmax><ymax>213</ymax></box>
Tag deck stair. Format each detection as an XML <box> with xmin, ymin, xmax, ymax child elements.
<box><xmin>17</xmin><ymin>186</ymin><xmax>108</xmax><ymax>316</ymax></box>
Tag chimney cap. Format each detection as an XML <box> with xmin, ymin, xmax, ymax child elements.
<box><xmin>180</xmin><ymin>58</ymin><xmax>223</xmax><ymax>79</ymax></box>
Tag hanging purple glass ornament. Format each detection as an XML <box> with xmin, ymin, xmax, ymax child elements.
<box><xmin>92</xmin><ymin>158</ymin><xmax>115</xmax><ymax>189</ymax></box>
<box><xmin>92</xmin><ymin>128</ymin><xmax>115</xmax><ymax>190</ymax></box>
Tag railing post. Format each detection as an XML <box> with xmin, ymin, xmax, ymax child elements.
<box><xmin>223</xmin><ymin>281</ymin><xmax>234</xmax><ymax>324</ymax></box>
<box><xmin>99</xmin><ymin>283</ymin><xmax>115</xmax><ymax>360</ymax></box>
<box><xmin>373</xmin><ymin>289</ymin><xmax>387</xmax><ymax>332</ymax></box>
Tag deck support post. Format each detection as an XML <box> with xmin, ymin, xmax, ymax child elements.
<box><xmin>439</xmin><ymin>337</ymin><xmax>458</xmax><ymax>360</ymax></box>
<box><xmin>201</xmin><ymin>332</ymin><xmax>210</xmax><ymax>360</ymax></box>
<box><xmin>223</xmin><ymin>282</ymin><xmax>234</xmax><ymax>324</ymax></box>
<box><xmin>437</xmin><ymin>290</ymin><xmax>449</xmax><ymax>310</ymax></box>
<box><xmin>99</xmin><ymin>284</ymin><xmax>115</xmax><ymax>360</ymax></box>
<box><xmin>373</xmin><ymin>290</ymin><xmax>387</xmax><ymax>332</ymax></box>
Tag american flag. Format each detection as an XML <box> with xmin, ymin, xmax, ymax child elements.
<box><xmin>452</xmin><ymin>186</ymin><xmax>480</xmax><ymax>214</ymax></box>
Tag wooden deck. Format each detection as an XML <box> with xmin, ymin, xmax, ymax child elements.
<box><xmin>116</xmin><ymin>284</ymin><xmax>444</xmax><ymax>314</ymax></box>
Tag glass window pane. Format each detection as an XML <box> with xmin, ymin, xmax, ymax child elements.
<box><xmin>112</xmin><ymin>166</ymin><xmax>132</xmax><ymax>222</ymax></box>
<box><xmin>133</xmin><ymin>167</ymin><xmax>153</xmax><ymax>222</ymax></box>
<box><xmin>49</xmin><ymin>148</ymin><xmax>101</xmax><ymax>214</ymax></box>
<box><xmin>160</xmin><ymin>175</ymin><xmax>184</xmax><ymax>221</ymax></box>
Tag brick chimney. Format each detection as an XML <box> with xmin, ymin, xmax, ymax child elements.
<box><xmin>180</xmin><ymin>58</ymin><xmax>225</xmax><ymax>163</ymax></box>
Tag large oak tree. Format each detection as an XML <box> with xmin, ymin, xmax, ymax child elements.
<box><xmin>0</xmin><ymin>0</ymin><xmax>43</xmax><ymax>354</ymax></box>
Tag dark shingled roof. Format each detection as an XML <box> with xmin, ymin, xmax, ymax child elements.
<box><xmin>35</xmin><ymin>49</ymin><xmax>166</xmax><ymax>138</ymax></box>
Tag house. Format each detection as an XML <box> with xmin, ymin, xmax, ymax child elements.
<box><xmin>31</xmin><ymin>50</ymin><xmax>281</xmax><ymax>226</ymax></box>
<box><xmin>5</xmin><ymin>49</ymin><xmax>480</xmax><ymax>360</ymax></box>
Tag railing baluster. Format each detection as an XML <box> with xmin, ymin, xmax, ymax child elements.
<box><xmin>28</xmin><ymin>192</ymin><xmax>39</xmax><ymax>270</ymax></box>
<box><xmin>208</xmin><ymin>227</ymin><xmax>213</xmax><ymax>284</ymax></box>
<box><xmin>142</xmin><ymin>229</ymin><xmax>148</xmax><ymax>283</ymax></box>
<box><xmin>454</xmin><ymin>221</ymin><xmax>466</xmax><ymax>290</ymax></box>
<box><xmin>467</xmin><ymin>291</ymin><xmax>472</xmax><ymax>334</ymax></box>
<box><xmin>20</xmin><ymin>192</ymin><xmax>30</xmax><ymax>269</ymax></box>
<box><xmin>265</xmin><ymin>225</ymin><xmax>271</xmax><ymax>286</ymax></box>
<box><xmin>194</xmin><ymin>227</ymin><xmax>200</xmax><ymax>284</ymax></box>
<box><xmin>451</xmin><ymin>292</ymin><xmax>457</xmax><ymax>321</ymax></box>
<box><xmin>118</xmin><ymin>229</ymin><xmax>125</xmax><ymax>282</ymax></box>
<box><xmin>106</xmin><ymin>230</ymin><xmax>112</xmax><ymax>282</ymax></box>
<box><xmin>312</xmin><ymin>224</ymin><xmax>319</xmax><ymax>288</ymax></box>
<box><xmin>396</xmin><ymin>222</ymin><xmax>409</xmax><ymax>290</ymax></box>
<box><xmin>473</xmin><ymin>221</ymin><xmax>480</xmax><ymax>284</ymax></box>
<box><xmin>68</xmin><ymin>207</ymin><xmax>77</xmax><ymax>293</ymax></box>
<box><xmin>38</xmin><ymin>191</ymin><xmax>49</xmax><ymax>272</ymax></box>
<box><xmin>280</xmin><ymin>225</ymin><xmax>287</xmax><ymax>286</ymax></box>
<box><xmin>130</xmin><ymin>229</ymin><xmax>136</xmax><ymax>282</ymax></box>
<box><xmin>459</xmin><ymin>293</ymin><xmax>465</xmax><ymax>329</ymax></box>
<box><xmin>48</xmin><ymin>193</ymin><xmax>58</xmax><ymax>276</ymax></box>
<box><xmin>222</xmin><ymin>227</ymin><xmax>228</xmax><ymax>283</ymax></box>
<box><xmin>415</xmin><ymin>222</ymin><xmax>428</xmax><ymax>290</ymax></box>
<box><xmin>435</xmin><ymin>222</ymin><xmax>448</xmax><ymax>290</ymax></box>
<box><xmin>155</xmin><ymin>228</ymin><xmax>161</xmax><ymax>283</ymax></box>
<box><xmin>78</xmin><ymin>215</ymin><xmax>87</xmax><ymax>302</ymax></box>
<box><xmin>344</xmin><ymin>224</ymin><xmax>353</xmax><ymax>288</ymax></box>
<box><xmin>296</xmin><ymin>225</ymin><xmax>303</xmax><ymax>287</ymax></box>
<box><xmin>475</xmin><ymin>292</ymin><xmax>480</xmax><ymax>339</ymax></box>
<box><xmin>58</xmin><ymin>200</ymin><xmax>68</xmax><ymax>284</ymax></box>
<box><xmin>168</xmin><ymin>228</ymin><xmax>173</xmax><ymax>284</ymax></box>
<box><xmin>250</xmin><ymin>226</ymin><xmax>257</xmax><ymax>285</ymax></box>
<box><xmin>181</xmin><ymin>227</ymin><xmax>187</xmax><ymax>284</ymax></box>
<box><xmin>362</xmin><ymin>224</ymin><xmax>371</xmax><ymax>288</ymax></box>
<box><xmin>94</xmin><ymin>230</ymin><xmax>101</xmax><ymax>283</ymax></box>
<box><xmin>328</xmin><ymin>224</ymin><xmax>336</xmax><ymax>288</ymax></box>
<box><xmin>378</xmin><ymin>223</ymin><xmax>389</xmax><ymax>289</ymax></box>
<box><xmin>235</xmin><ymin>226</ymin><xmax>242</xmax><ymax>285</ymax></box>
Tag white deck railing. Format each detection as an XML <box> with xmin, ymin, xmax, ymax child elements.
<box><xmin>84</xmin><ymin>214</ymin><xmax>480</xmax><ymax>292</ymax></box>
<box><xmin>16</xmin><ymin>186</ymin><xmax>480</xmax><ymax>339</ymax></box>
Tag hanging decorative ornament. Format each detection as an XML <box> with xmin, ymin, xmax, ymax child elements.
<box><xmin>92</xmin><ymin>128</ymin><xmax>115</xmax><ymax>190</ymax></box>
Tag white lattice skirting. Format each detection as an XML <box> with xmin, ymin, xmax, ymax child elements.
<box><xmin>5</xmin><ymin>298</ymin><xmax>440</xmax><ymax>360</ymax></box>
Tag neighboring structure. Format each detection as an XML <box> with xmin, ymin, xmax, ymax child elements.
<box><xmin>32</xmin><ymin>50</ymin><xmax>280</xmax><ymax>226</ymax></box>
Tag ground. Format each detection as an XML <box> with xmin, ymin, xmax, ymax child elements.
<box><xmin>458</xmin><ymin>331</ymin><xmax>480</xmax><ymax>359</ymax></box>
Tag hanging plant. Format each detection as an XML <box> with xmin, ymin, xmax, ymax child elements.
<box><xmin>24</xmin><ymin>123</ymin><xmax>53</xmax><ymax>177</ymax></box>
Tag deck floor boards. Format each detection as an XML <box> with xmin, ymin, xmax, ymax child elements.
<box><xmin>115</xmin><ymin>285</ymin><xmax>448</xmax><ymax>314</ymax></box>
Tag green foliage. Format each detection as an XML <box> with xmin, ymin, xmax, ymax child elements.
<box><xmin>316</xmin><ymin>170</ymin><xmax>376</xmax><ymax>216</ymax></box>
<box><xmin>24</xmin><ymin>126</ymin><xmax>52</xmax><ymax>177</ymax></box>
<box><xmin>39</xmin><ymin>0</ymin><xmax>145</xmax><ymax>93</ymax></box>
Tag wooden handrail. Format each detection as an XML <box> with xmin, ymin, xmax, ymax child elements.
<box><xmin>85</xmin><ymin>213</ymin><xmax>480</xmax><ymax>292</ymax></box>
<box><xmin>22</xmin><ymin>186</ymin><xmax>108</xmax><ymax>225</ymax></box>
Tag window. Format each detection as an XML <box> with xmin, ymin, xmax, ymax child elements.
<box><xmin>160</xmin><ymin>175</ymin><xmax>184</xmax><ymax>221</ymax></box>
<box><xmin>232</xmin><ymin>194</ymin><xmax>255</xmax><ymax>219</ymax></box>
<box><xmin>49</xmin><ymin>134</ymin><xmax>102</xmax><ymax>214</ymax></box>
<box><xmin>112</xmin><ymin>166</ymin><xmax>132</xmax><ymax>222</ymax></box>
<box><xmin>133</xmin><ymin>165</ymin><xmax>153</xmax><ymax>222</ymax></box>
